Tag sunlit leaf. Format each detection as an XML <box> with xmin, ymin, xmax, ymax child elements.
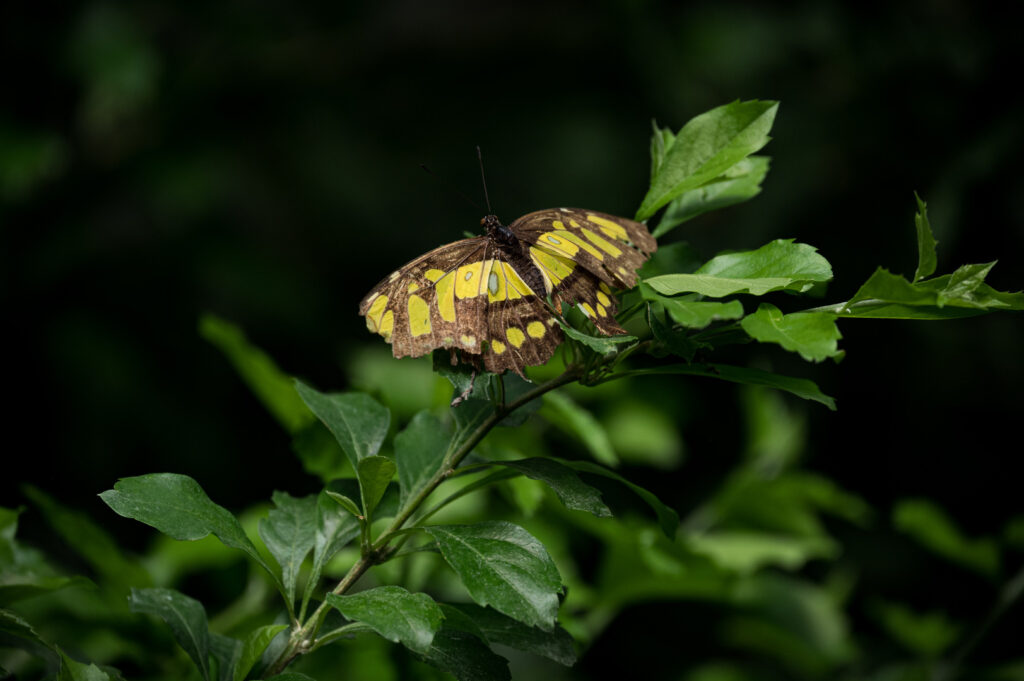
<box><xmin>654</xmin><ymin>156</ymin><xmax>770</xmax><ymax>238</ymax></box>
<box><xmin>637</xmin><ymin>100</ymin><xmax>778</xmax><ymax>221</ymax></box>
<box><xmin>687</xmin><ymin>531</ymin><xmax>837</xmax><ymax>575</ymax></box>
<box><xmin>912</xmin><ymin>193</ymin><xmax>937</xmax><ymax>283</ymax></box>
<box><xmin>740</xmin><ymin>304</ymin><xmax>843</xmax><ymax>362</ymax></box>
<box><xmin>327</xmin><ymin>586</ymin><xmax>443</xmax><ymax>654</ymax></box>
<box><xmin>424</xmin><ymin>522</ymin><xmax>562</xmax><ymax>630</ymax></box>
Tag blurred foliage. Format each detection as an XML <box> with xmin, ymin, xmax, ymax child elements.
<box><xmin>4</xmin><ymin>0</ymin><xmax>1024</xmax><ymax>679</ymax></box>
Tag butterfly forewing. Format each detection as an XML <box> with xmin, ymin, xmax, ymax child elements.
<box><xmin>359</xmin><ymin>207</ymin><xmax>656</xmax><ymax>376</ymax></box>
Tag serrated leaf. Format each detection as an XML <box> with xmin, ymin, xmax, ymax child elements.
<box><xmin>419</xmin><ymin>628</ymin><xmax>511</xmax><ymax>681</ymax></box>
<box><xmin>199</xmin><ymin>315</ymin><xmax>312</xmax><ymax>433</ymax></box>
<box><xmin>303</xmin><ymin>491</ymin><xmax>361</xmax><ymax>613</ymax></box>
<box><xmin>653</xmin><ymin>156</ymin><xmax>770</xmax><ymax>238</ymax></box>
<box><xmin>893</xmin><ymin>499</ymin><xmax>999</xmax><ymax>576</ymax></box>
<box><xmin>912</xmin><ymin>193</ymin><xmax>938</xmax><ymax>283</ymax></box>
<box><xmin>395</xmin><ymin>411</ymin><xmax>451</xmax><ymax>508</ymax></box>
<box><xmin>495</xmin><ymin>458</ymin><xmax>611</xmax><ymax>517</ymax></box>
<box><xmin>637</xmin><ymin>100</ymin><xmax>778</xmax><ymax>221</ymax></box>
<box><xmin>563</xmin><ymin>460</ymin><xmax>679</xmax><ymax>538</ymax></box>
<box><xmin>450</xmin><ymin>603</ymin><xmax>577</xmax><ymax>666</ymax></box>
<box><xmin>130</xmin><ymin>587</ymin><xmax>211</xmax><ymax>681</ymax></box>
<box><xmin>357</xmin><ymin>456</ymin><xmax>397</xmax><ymax>518</ymax></box>
<box><xmin>327</xmin><ymin>586</ymin><xmax>443</xmax><ymax>654</ymax></box>
<box><xmin>258</xmin><ymin>492</ymin><xmax>317</xmax><ymax>606</ymax></box>
<box><xmin>100</xmin><ymin>474</ymin><xmax>280</xmax><ymax>588</ymax></box>
<box><xmin>424</xmin><ymin>522</ymin><xmax>562</xmax><ymax>630</ymax></box>
<box><xmin>841</xmin><ymin>266</ymin><xmax>1024</xmax><ymax>316</ymax></box>
<box><xmin>740</xmin><ymin>304</ymin><xmax>843</xmax><ymax>362</ymax></box>
<box><xmin>294</xmin><ymin>381</ymin><xmax>391</xmax><ymax>470</ymax></box>
<box><xmin>58</xmin><ymin>649</ymin><xmax>113</xmax><ymax>681</ymax></box>
<box><xmin>646</xmin><ymin>240</ymin><xmax>832</xmax><ymax>297</ymax></box>
<box><xmin>233</xmin><ymin>624</ymin><xmax>287</xmax><ymax>681</ymax></box>
<box><xmin>540</xmin><ymin>392</ymin><xmax>618</xmax><ymax>466</ymax></box>
<box><xmin>1</xmin><ymin>607</ymin><xmax>56</xmax><ymax>662</ymax></box>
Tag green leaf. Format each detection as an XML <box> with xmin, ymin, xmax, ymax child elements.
<box><xmin>395</xmin><ymin>411</ymin><xmax>451</xmax><ymax>507</ymax></box>
<box><xmin>495</xmin><ymin>458</ymin><xmax>612</xmax><ymax>517</ymax></box>
<box><xmin>638</xmin><ymin>241</ymin><xmax>705</xmax><ymax>279</ymax></box>
<box><xmin>646</xmin><ymin>240</ymin><xmax>832</xmax><ymax>297</ymax></box>
<box><xmin>303</xmin><ymin>491</ymin><xmax>361</xmax><ymax>613</ymax></box>
<box><xmin>560</xmin><ymin>323</ymin><xmax>637</xmax><ymax>354</ymax></box>
<box><xmin>325</xmin><ymin>491</ymin><xmax>362</xmax><ymax>518</ymax></box>
<box><xmin>871</xmin><ymin>600</ymin><xmax>961</xmax><ymax>658</ymax></box>
<box><xmin>419</xmin><ymin>628</ymin><xmax>511</xmax><ymax>681</ymax></box>
<box><xmin>912</xmin><ymin>193</ymin><xmax>938</xmax><ymax>283</ymax></box>
<box><xmin>258</xmin><ymin>492</ymin><xmax>317</xmax><ymax>607</ymax></box>
<box><xmin>0</xmin><ymin>575</ymin><xmax>95</xmax><ymax>607</ymax></box>
<box><xmin>641</xmin><ymin>285</ymin><xmax>745</xmax><ymax>329</ymax></box>
<box><xmin>326</xmin><ymin>586</ymin><xmax>444</xmax><ymax>654</ymax></box>
<box><xmin>199</xmin><ymin>314</ymin><xmax>312</xmax><ymax>433</ymax></box>
<box><xmin>424</xmin><ymin>522</ymin><xmax>563</xmax><ymax>630</ymax></box>
<box><xmin>449</xmin><ymin>603</ymin><xmax>577</xmax><ymax>666</ymax></box>
<box><xmin>740</xmin><ymin>304</ymin><xmax>843</xmax><ymax>362</ymax></box>
<box><xmin>893</xmin><ymin>499</ymin><xmax>999</xmax><ymax>576</ymax></box>
<box><xmin>100</xmin><ymin>474</ymin><xmax>281</xmax><ymax>589</ymax></box>
<box><xmin>646</xmin><ymin>304</ymin><xmax>706</xmax><ymax>361</ymax></box>
<box><xmin>623</xmin><ymin>363</ymin><xmax>836</xmax><ymax>410</ymax></box>
<box><xmin>686</xmin><ymin>531</ymin><xmax>838</xmax><ymax>575</ymax></box>
<box><xmin>233</xmin><ymin>624</ymin><xmax>288</xmax><ymax>681</ymax></box>
<box><xmin>1</xmin><ymin>607</ymin><xmax>56</xmax><ymax>663</ymax></box>
<box><xmin>357</xmin><ymin>456</ymin><xmax>397</xmax><ymax>517</ymax></box>
<box><xmin>637</xmin><ymin>100</ymin><xmax>778</xmax><ymax>221</ymax></box>
<box><xmin>58</xmin><ymin>649</ymin><xmax>113</xmax><ymax>681</ymax></box>
<box><xmin>209</xmin><ymin>633</ymin><xmax>242</xmax><ymax>681</ymax></box>
<box><xmin>840</xmin><ymin>266</ymin><xmax>1024</xmax><ymax>317</ymax></box>
<box><xmin>23</xmin><ymin>485</ymin><xmax>151</xmax><ymax>591</ymax></box>
<box><xmin>653</xmin><ymin>156</ymin><xmax>770</xmax><ymax>238</ymax></box>
<box><xmin>564</xmin><ymin>460</ymin><xmax>679</xmax><ymax>538</ymax></box>
<box><xmin>649</xmin><ymin>119</ymin><xmax>675</xmax><ymax>180</ymax></box>
<box><xmin>130</xmin><ymin>587</ymin><xmax>212</xmax><ymax>681</ymax></box>
<box><xmin>294</xmin><ymin>381</ymin><xmax>391</xmax><ymax>470</ymax></box>
<box><xmin>263</xmin><ymin>674</ymin><xmax>318</xmax><ymax>681</ymax></box>
<box><xmin>540</xmin><ymin>392</ymin><xmax>618</xmax><ymax>466</ymax></box>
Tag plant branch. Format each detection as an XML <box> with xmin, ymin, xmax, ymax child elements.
<box><xmin>263</xmin><ymin>365</ymin><xmax>583</xmax><ymax>675</ymax></box>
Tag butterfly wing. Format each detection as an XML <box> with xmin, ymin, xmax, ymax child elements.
<box><xmin>359</xmin><ymin>237</ymin><xmax>562</xmax><ymax>376</ymax></box>
<box><xmin>509</xmin><ymin>208</ymin><xmax>657</xmax><ymax>335</ymax></box>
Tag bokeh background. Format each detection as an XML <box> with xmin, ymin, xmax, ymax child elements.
<box><xmin>3</xmin><ymin>1</ymin><xmax>1023</xmax><ymax>678</ymax></box>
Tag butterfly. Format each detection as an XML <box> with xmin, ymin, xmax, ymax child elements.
<box><xmin>359</xmin><ymin>207</ymin><xmax>657</xmax><ymax>376</ymax></box>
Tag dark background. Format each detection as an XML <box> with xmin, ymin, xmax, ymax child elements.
<box><xmin>3</xmin><ymin>0</ymin><xmax>1023</xmax><ymax>676</ymax></box>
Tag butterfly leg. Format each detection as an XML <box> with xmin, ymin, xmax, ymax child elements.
<box><xmin>450</xmin><ymin>368</ymin><xmax>478</xmax><ymax>408</ymax></box>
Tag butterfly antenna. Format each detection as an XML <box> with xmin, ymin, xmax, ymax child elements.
<box><xmin>476</xmin><ymin>145</ymin><xmax>493</xmax><ymax>214</ymax></box>
<box><xmin>419</xmin><ymin>164</ymin><xmax>481</xmax><ymax>211</ymax></box>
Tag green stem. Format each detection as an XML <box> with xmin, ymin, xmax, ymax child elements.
<box><xmin>262</xmin><ymin>366</ymin><xmax>583</xmax><ymax>676</ymax></box>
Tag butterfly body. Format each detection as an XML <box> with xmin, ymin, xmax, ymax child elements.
<box><xmin>360</xmin><ymin>208</ymin><xmax>656</xmax><ymax>376</ymax></box>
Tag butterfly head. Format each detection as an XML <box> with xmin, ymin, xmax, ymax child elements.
<box><xmin>481</xmin><ymin>214</ymin><xmax>516</xmax><ymax>247</ymax></box>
